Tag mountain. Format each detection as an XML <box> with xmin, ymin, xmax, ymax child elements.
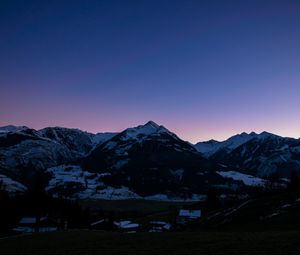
<box><xmin>213</xmin><ymin>136</ymin><xmax>300</xmax><ymax>178</ymax></box>
<box><xmin>195</xmin><ymin>132</ymin><xmax>266</xmax><ymax>157</ymax></box>
<box><xmin>92</xmin><ymin>132</ymin><xmax>117</xmax><ymax>148</ymax></box>
<box><xmin>0</xmin><ymin>125</ymin><xmax>29</xmax><ymax>133</ymax></box>
<box><xmin>39</xmin><ymin>127</ymin><xmax>94</xmax><ymax>156</ymax></box>
<box><xmin>0</xmin><ymin>125</ymin><xmax>116</xmax><ymax>187</ymax></box>
<box><xmin>39</xmin><ymin>127</ymin><xmax>117</xmax><ymax>155</ymax></box>
<box><xmin>82</xmin><ymin>121</ymin><xmax>224</xmax><ymax>196</ymax></box>
<box><xmin>1</xmin><ymin>123</ymin><xmax>299</xmax><ymax>200</ymax></box>
<box><xmin>196</xmin><ymin>131</ymin><xmax>300</xmax><ymax>178</ymax></box>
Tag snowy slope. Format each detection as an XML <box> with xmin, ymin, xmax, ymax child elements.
<box><xmin>194</xmin><ymin>140</ymin><xmax>221</xmax><ymax>157</ymax></box>
<box><xmin>195</xmin><ymin>132</ymin><xmax>257</xmax><ymax>156</ymax></box>
<box><xmin>1</xmin><ymin>123</ymin><xmax>299</xmax><ymax>199</ymax></box>
<box><xmin>82</xmin><ymin>121</ymin><xmax>224</xmax><ymax>197</ymax></box>
<box><xmin>46</xmin><ymin>165</ymin><xmax>208</xmax><ymax>200</ymax></box>
<box><xmin>0</xmin><ymin>127</ymin><xmax>78</xmax><ymax>180</ymax></box>
<box><xmin>92</xmin><ymin>132</ymin><xmax>117</xmax><ymax>148</ymax></box>
<box><xmin>84</xmin><ymin>120</ymin><xmax>197</xmax><ymax>170</ymax></box>
<box><xmin>39</xmin><ymin>127</ymin><xmax>95</xmax><ymax>155</ymax></box>
<box><xmin>0</xmin><ymin>125</ymin><xmax>117</xmax><ymax>187</ymax></box>
<box><xmin>217</xmin><ymin>171</ymin><xmax>266</xmax><ymax>186</ymax></box>
<box><xmin>195</xmin><ymin>132</ymin><xmax>280</xmax><ymax>157</ymax></box>
<box><xmin>101</xmin><ymin>121</ymin><xmax>181</xmax><ymax>153</ymax></box>
<box><xmin>0</xmin><ymin>125</ymin><xmax>29</xmax><ymax>133</ymax></box>
<box><xmin>211</xmin><ymin>134</ymin><xmax>300</xmax><ymax>178</ymax></box>
<box><xmin>46</xmin><ymin>165</ymin><xmax>141</xmax><ymax>200</ymax></box>
<box><xmin>0</xmin><ymin>174</ymin><xmax>27</xmax><ymax>193</ymax></box>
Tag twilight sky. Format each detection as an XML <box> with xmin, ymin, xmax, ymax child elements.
<box><xmin>1</xmin><ymin>0</ymin><xmax>300</xmax><ymax>143</ymax></box>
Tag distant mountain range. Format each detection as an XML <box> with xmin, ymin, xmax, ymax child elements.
<box><xmin>0</xmin><ymin>121</ymin><xmax>299</xmax><ymax>200</ymax></box>
<box><xmin>195</xmin><ymin>131</ymin><xmax>300</xmax><ymax>178</ymax></box>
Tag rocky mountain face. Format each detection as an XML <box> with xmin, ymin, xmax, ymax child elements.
<box><xmin>195</xmin><ymin>132</ymin><xmax>260</xmax><ymax>157</ymax></box>
<box><xmin>82</xmin><ymin>121</ymin><xmax>224</xmax><ymax>196</ymax></box>
<box><xmin>196</xmin><ymin>132</ymin><xmax>300</xmax><ymax>178</ymax></box>
<box><xmin>0</xmin><ymin>122</ymin><xmax>299</xmax><ymax>200</ymax></box>
<box><xmin>0</xmin><ymin>126</ymin><xmax>116</xmax><ymax>187</ymax></box>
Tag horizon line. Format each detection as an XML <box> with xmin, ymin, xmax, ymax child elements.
<box><xmin>1</xmin><ymin>121</ymin><xmax>299</xmax><ymax>144</ymax></box>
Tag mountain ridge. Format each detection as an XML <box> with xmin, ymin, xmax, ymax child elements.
<box><xmin>0</xmin><ymin>121</ymin><xmax>299</xmax><ymax>200</ymax></box>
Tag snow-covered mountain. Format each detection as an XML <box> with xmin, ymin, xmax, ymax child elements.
<box><xmin>0</xmin><ymin>125</ymin><xmax>29</xmax><ymax>133</ymax></box>
<box><xmin>1</xmin><ymin>123</ymin><xmax>299</xmax><ymax>199</ymax></box>
<box><xmin>39</xmin><ymin>127</ymin><xmax>117</xmax><ymax>155</ymax></box>
<box><xmin>92</xmin><ymin>132</ymin><xmax>117</xmax><ymax>148</ymax></box>
<box><xmin>0</xmin><ymin>125</ymin><xmax>117</xmax><ymax>188</ymax></box>
<box><xmin>194</xmin><ymin>132</ymin><xmax>276</xmax><ymax>157</ymax></box>
<box><xmin>198</xmin><ymin>132</ymin><xmax>300</xmax><ymax>178</ymax></box>
<box><xmin>82</xmin><ymin>121</ymin><xmax>224</xmax><ymax>196</ymax></box>
<box><xmin>39</xmin><ymin>127</ymin><xmax>94</xmax><ymax>156</ymax></box>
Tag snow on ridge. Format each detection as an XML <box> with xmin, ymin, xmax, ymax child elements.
<box><xmin>194</xmin><ymin>141</ymin><xmax>221</xmax><ymax>157</ymax></box>
<box><xmin>121</xmin><ymin>122</ymin><xmax>161</xmax><ymax>140</ymax></box>
<box><xmin>0</xmin><ymin>125</ymin><xmax>29</xmax><ymax>133</ymax></box>
<box><xmin>92</xmin><ymin>132</ymin><xmax>117</xmax><ymax>147</ymax></box>
<box><xmin>102</xmin><ymin>121</ymin><xmax>181</xmax><ymax>154</ymax></box>
<box><xmin>224</xmin><ymin>133</ymin><xmax>257</xmax><ymax>150</ymax></box>
<box><xmin>217</xmin><ymin>170</ymin><xmax>266</xmax><ymax>186</ymax></box>
<box><xmin>144</xmin><ymin>193</ymin><xmax>207</xmax><ymax>202</ymax></box>
<box><xmin>120</xmin><ymin>121</ymin><xmax>177</xmax><ymax>142</ymax></box>
<box><xmin>194</xmin><ymin>133</ymin><xmax>256</xmax><ymax>156</ymax></box>
<box><xmin>195</xmin><ymin>131</ymin><xmax>282</xmax><ymax>157</ymax></box>
<box><xmin>0</xmin><ymin>174</ymin><xmax>27</xmax><ymax>193</ymax></box>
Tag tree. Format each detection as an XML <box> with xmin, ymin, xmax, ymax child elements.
<box><xmin>206</xmin><ymin>188</ymin><xmax>220</xmax><ymax>211</ymax></box>
<box><xmin>266</xmin><ymin>172</ymin><xmax>280</xmax><ymax>192</ymax></box>
<box><xmin>288</xmin><ymin>171</ymin><xmax>300</xmax><ymax>191</ymax></box>
<box><xmin>0</xmin><ymin>179</ymin><xmax>6</xmax><ymax>191</ymax></box>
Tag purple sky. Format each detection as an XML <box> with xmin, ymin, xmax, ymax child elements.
<box><xmin>1</xmin><ymin>0</ymin><xmax>300</xmax><ymax>143</ymax></box>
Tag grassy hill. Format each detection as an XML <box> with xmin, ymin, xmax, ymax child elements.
<box><xmin>1</xmin><ymin>230</ymin><xmax>300</xmax><ymax>255</ymax></box>
<box><xmin>197</xmin><ymin>191</ymin><xmax>300</xmax><ymax>231</ymax></box>
<box><xmin>0</xmin><ymin>231</ymin><xmax>300</xmax><ymax>255</ymax></box>
<box><xmin>2</xmin><ymin>192</ymin><xmax>300</xmax><ymax>254</ymax></box>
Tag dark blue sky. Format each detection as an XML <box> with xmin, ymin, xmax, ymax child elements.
<box><xmin>1</xmin><ymin>0</ymin><xmax>300</xmax><ymax>142</ymax></box>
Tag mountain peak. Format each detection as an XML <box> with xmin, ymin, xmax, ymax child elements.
<box><xmin>101</xmin><ymin>121</ymin><xmax>180</xmax><ymax>146</ymax></box>
<box><xmin>257</xmin><ymin>131</ymin><xmax>277</xmax><ymax>139</ymax></box>
<box><xmin>250</xmin><ymin>131</ymin><xmax>258</xmax><ymax>136</ymax></box>
<box><xmin>144</xmin><ymin>120</ymin><xmax>160</xmax><ymax>129</ymax></box>
<box><xmin>205</xmin><ymin>139</ymin><xmax>220</xmax><ymax>144</ymax></box>
<box><xmin>121</xmin><ymin>121</ymin><xmax>171</xmax><ymax>140</ymax></box>
<box><xmin>0</xmin><ymin>125</ymin><xmax>29</xmax><ymax>133</ymax></box>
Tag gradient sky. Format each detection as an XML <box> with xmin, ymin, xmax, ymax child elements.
<box><xmin>1</xmin><ymin>0</ymin><xmax>300</xmax><ymax>143</ymax></box>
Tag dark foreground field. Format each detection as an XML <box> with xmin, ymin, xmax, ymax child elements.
<box><xmin>1</xmin><ymin>230</ymin><xmax>300</xmax><ymax>255</ymax></box>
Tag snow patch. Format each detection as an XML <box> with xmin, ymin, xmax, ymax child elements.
<box><xmin>217</xmin><ymin>170</ymin><xmax>266</xmax><ymax>186</ymax></box>
<box><xmin>46</xmin><ymin>165</ymin><xmax>141</xmax><ymax>200</ymax></box>
<box><xmin>114</xmin><ymin>220</ymin><xmax>139</xmax><ymax>229</ymax></box>
<box><xmin>144</xmin><ymin>193</ymin><xmax>206</xmax><ymax>202</ymax></box>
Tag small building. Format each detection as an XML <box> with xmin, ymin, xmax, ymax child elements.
<box><xmin>114</xmin><ymin>220</ymin><xmax>139</xmax><ymax>233</ymax></box>
<box><xmin>13</xmin><ymin>216</ymin><xmax>58</xmax><ymax>233</ymax></box>
<box><xmin>149</xmin><ymin>221</ymin><xmax>172</xmax><ymax>232</ymax></box>
<box><xmin>177</xmin><ymin>209</ymin><xmax>201</xmax><ymax>225</ymax></box>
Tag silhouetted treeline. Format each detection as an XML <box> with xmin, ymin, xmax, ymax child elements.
<box><xmin>0</xmin><ymin>186</ymin><xmax>91</xmax><ymax>236</ymax></box>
